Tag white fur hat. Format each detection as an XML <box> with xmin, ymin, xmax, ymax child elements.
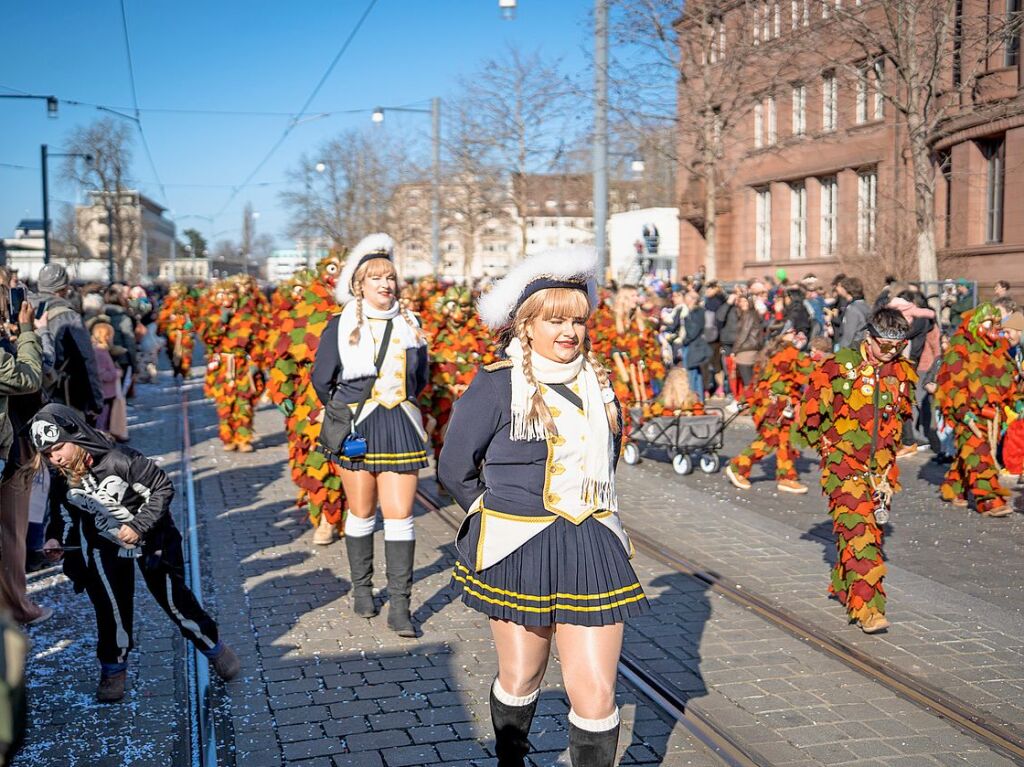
<box><xmin>335</xmin><ymin>232</ymin><xmax>396</xmax><ymax>305</ymax></box>
<box><xmin>477</xmin><ymin>246</ymin><xmax>599</xmax><ymax>330</ymax></box>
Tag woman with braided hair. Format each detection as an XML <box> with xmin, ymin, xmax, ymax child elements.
<box><xmin>312</xmin><ymin>234</ymin><xmax>428</xmax><ymax>637</ymax></box>
<box><xmin>439</xmin><ymin>247</ymin><xmax>648</xmax><ymax>767</ymax></box>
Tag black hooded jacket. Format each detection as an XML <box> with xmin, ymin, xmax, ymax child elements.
<box><xmin>32</xmin><ymin>404</ymin><xmax>176</xmax><ymax>559</ymax></box>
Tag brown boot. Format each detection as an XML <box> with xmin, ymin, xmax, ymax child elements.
<box><xmin>211</xmin><ymin>644</ymin><xmax>241</xmax><ymax>681</ymax></box>
<box><xmin>222</xmin><ymin>442</ymin><xmax>237</xmax><ymax>452</ymax></box>
<box><xmin>859</xmin><ymin>613</ymin><xmax>890</xmax><ymax>634</ymax></box>
<box><xmin>237</xmin><ymin>443</ymin><xmax>254</xmax><ymax>453</ymax></box>
<box><xmin>97</xmin><ymin>671</ymin><xmax>127</xmax><ymax>703</ymax></box>
<box><xmin>312</xmin><ymin>515</ymin><xmax>335</xmax><ymax>546</ymax></box>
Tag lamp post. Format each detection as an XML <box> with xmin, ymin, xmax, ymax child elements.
<box><xmin>40</xmin><ymin>146</ymin><xmax>92</xmax><ymax>264</ymax></box>
<box><xmin>371</xmin><ymin>98</ymin><xmax>442</xmax><ymax>276</ymax></box>
<box><xmin>594</xmin><ymin>0</ymin><xmax>609</xmax><ymax>284</ymax></box>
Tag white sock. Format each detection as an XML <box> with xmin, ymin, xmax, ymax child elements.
<box><xmin>383</xmin><ymin>517</ymin><xmax>415</xmax><ymax>541</ymax></box>
<box><xmin>345</xmin><ymin>513</ymin><xmax>377</xmax><ymax>538</ymax></box>
<box><xmin>568</xmin><ymin>708</ymin><xmax>620</xmax><ymax>732</ymax></box>
<box><xmin>492</xmin><ymin>678</ymin><xmax>540</xmax><ymax>707</ymax></box>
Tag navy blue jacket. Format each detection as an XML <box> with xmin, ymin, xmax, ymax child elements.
<box><xmin>437</xmin><ymin>363</ymin><xmax>621</xmax><ymax>518</ymax></box>
<box><xmin>311</xmin><ymin>315</ymin><xmax>429</xmax><ymax>407</ymax></box>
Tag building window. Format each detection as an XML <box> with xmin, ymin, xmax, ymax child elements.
<box><xmin>755</xmin><ymin>187</ymin><xmax>772</xmax><ymax>262</ymax></box>
<box><xmin>767</xmin><ymin>95</ymin><xmax>777</xmax><ymax>144</ymax></box>
<box><xmin>709</xmin><ymin>15</ymin><xmax>726</xmax><ymax>62</ymax></box>
<box><xmin>1007</xmin><ymin>0</ymin><xmax>1021</xmax><ymax>66</ymax></box>
<box><xmin>939</xmin><ymin>150</ymin><xmax>953</xmax><ymax>246</ymax></box>
<box><xmin>754</xmin><ymin>102</ymin><xmax>764</xmax><ymax>148</ymax></box>
<box><xmin>856</xmin><ymin>60</ymin><xmax>884</xmax><ymax>123</ymax></box>
<box><xmin>822</xmin><ymin>72</ymin><xmax>837</xmax><ymax>132</ymax></box>
<box><xmin>791</xmin><ymin>0</ymin><xmax>809</xmax><ymax>27</ymax></box>
<box><xmin>819</xmin><ymin>176</ymin><xmax>838</xmax><ymax>257</ymax></box>
<box><xmin>790</xmin><ymin>182</ymin><xmax>807</xmax><ymax>259</ymax></box>
<box><xmin>791</xmin><ymin>84</ymin><xmax>806</xmax><ymax>136</ymax></box>
<box><xmin>983</xmin><ymin>137</ymin><xmax>1005</xmax><ymax>243</ymax></box>
<box><xmin>857</xmin><ymin>170</ymin><xmax>878</xmax><ymax>251</ymax></box>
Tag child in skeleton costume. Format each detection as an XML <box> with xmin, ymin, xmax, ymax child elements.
<box><xmin>33</xmin><ymin>404</ymin><xmax>239</xmax><ymax>702</ymax></box>
<box><xmin>311</xmin><ymin>234</ymin><xmax>428</xmax><ymax>637</ymax></box>
<box><xmin>438</xmin><ymin>248</ymin><xmax>649</xmax><ymax>767</ymax></box>
<box><xmin>156</xmin><ymin>283</ymin><xmax>197</xmax><ymax>379</ymax></box>
<box><xmin>798</xmin><ymin>309</ymin><xmax>916</xmax><ymax>635</ymax></box>
<box><xmin>726</xmin><ymin>326</ymin><xmax>814</xmax><ymax>494</ymax></box>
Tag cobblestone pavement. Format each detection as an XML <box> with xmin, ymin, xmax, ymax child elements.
<box><xmin>612</xmin><ymin>414</ymin><xmax>1024</xmax><ymax>741</ymax></box>
<box><xmin>18</xmin><ymin>375</ymin><xmax>189</xmax><ymax>766</ymax></box>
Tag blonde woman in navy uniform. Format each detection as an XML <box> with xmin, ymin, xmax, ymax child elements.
<box><xmin>312</xmin><ymin>233</ymin><xmax>428</xmax><ymax>637</ymax></box>
<box><xmin>438</xmin><ymin>247</ymin><xmax>648</xmax><ymax>766</ymax></box>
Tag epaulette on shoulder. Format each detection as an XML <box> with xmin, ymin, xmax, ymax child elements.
<box><xmin>483</xmin><ymin>359</ymin><xmax>513</xmax><ymax>372</ymax></box>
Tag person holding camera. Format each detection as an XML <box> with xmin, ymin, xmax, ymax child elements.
<box><xmin>311</xmin><ymin>234</ymin><xmax>428</xmax><ymax>637</ymax></box>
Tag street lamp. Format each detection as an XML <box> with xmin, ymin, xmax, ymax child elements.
<box><xmin>371</xmin><ymin>99</ymin><xmax>442</xmax><ymax>276</ymax></box>
<box><xmin>630</xmin><ymin>159</ymin><xmax>645</xmax><ymax>174</ymax></box>
<box><xmin>499</xmin><ymin>0</ymin><xmax>517</xmax><ymax>19</ymax></box>
<box><xmin>40</xmin><ymin>145</ymin><xmax>92</xmax><ymax>264</ymax></box>
<box><xmin>315</xmin><ymin>161</ymin><xmax>326</xmax><ymax>173</ymax></box>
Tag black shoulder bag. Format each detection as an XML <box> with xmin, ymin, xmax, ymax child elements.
<box><xmin>317</xmin><ymin>320</ymin><xmax>393</xmax><ymax>462</ymax></box>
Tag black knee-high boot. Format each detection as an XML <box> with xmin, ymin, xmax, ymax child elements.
<box><xmin>490</xmin><ymin>681</ymin><xmax>538</xmax><ymax>766</ymax></box>
<box><xmin>384</xmin><ymin>539</ymin><xmax>416</xmax><ymax>637</ymax></box>
<box><xmin>568</xmin><ymin>710</ymin><xmax>620</xmax><ymax>767</ymax></box>
<box><xmin>345</xmin><ymin>534</ymin><xmax>377</xmax><ymax>617</ymax></box>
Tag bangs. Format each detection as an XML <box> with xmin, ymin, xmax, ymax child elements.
<box><xmin>358</xmin><ymin>257</ymin><xmax>398</xmax><ymax>281</ymax></box>
<box><xmin>521</xmin><ymin>287</ymin><xmax>592</xmax><ymax>322</ymax></box>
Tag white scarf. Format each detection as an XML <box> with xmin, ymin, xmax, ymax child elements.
<box><xmin>505</xmin><ymin>338</ymin><xmax>617</xmax><ymax>509</ymax></box>
<box><xmin>336</xmin><ymin>300</ymin><xmax>423</xmax><ymax>381</ymax></box>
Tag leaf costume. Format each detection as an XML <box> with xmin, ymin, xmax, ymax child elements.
<box><xmin>935</xmin><ymin>304</ymin><xmax>1016</xmax><ymax>512</ymax></box>
<box><xmin>199</xmin><ymin>277</ymin><xmax>269</xmax><ymax>449</ymax></box>
<box><xmin>267</xmin><ymin>256</ymin><xmax>347</xmax><ymax>528</ymax></box>
<box><xmin>589</xmin><ymin>296</ymin><xmax>666</xmax><ymax>434</ymax></box>
<box><xmin>731</xmin><ymin>344</ymin><xmax>813</xmax><ymax>481</ymax></box>
<box><xmin>798</xmin><ymin>344</ymin><xmax>916</xmax><ymax>623</ymax></box>
<box><xmin>420</xmin><ymin>286</ymin><xmax>496</xmax><ymax>458</ymax></box>
<box><xmin>156</xmin><ymin>283</ymin><xmax>198</xmax><ymax>378</ymax></box>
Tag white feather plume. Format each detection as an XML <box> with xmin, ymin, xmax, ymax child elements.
<box><xmin>335</xmin><ymin>233</ymin><xmax>396</xmax><ymax>305</ymax></box>
<box><xmin>477</xmin><ymin>246</ymin><xmax>599</xmax><ymax>329</ymax></box>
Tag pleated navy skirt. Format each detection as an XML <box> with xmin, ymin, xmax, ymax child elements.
<box><xmin>336</xmin><ymin>404</ymin><xmax>428</xmax><ymax>474</ymax></box>
<box><xmin>452</xmin><ymin>514</ymin><xmax>650</xmax><ymax>627</ymax></box>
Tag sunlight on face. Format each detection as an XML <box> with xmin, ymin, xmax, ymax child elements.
<box><xmin>528</xmin><ymin>315</ymin><xmax>587</xmax><ymax>364</ymax></box>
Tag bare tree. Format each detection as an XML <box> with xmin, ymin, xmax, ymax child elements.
<box><xmin>826</xmin><ymin>0</ymin><xmax>1023</xmax><ymax>281</ymax></box>
<box><xmin>610</xmin><ymin>0</ymin><xmax>793</xmax><ymax>281</ymax></box>
<box><xmin>50</xmin><ymin>204</ymin><xmax>83</xmax><ymax>269</ymax></box>
<box><xmin>280</xmin><ymin>129</ymin><xmax>410</xmax><ymax>251</ymax></box>
<box><xmin>439</xmin><ymin>97</ymin><xmax>513</xmax><ymax>276</ymax></box>
<box><xmin>61</xmin><ymin>117</ymin><xmax>141</xmax><ymax>279</ymax></box>
<box><xmin>455</xmin><ymin>45</ymin><xmax>577</xmax><ymax>258</ymax></box>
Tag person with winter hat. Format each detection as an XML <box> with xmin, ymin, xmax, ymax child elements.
<box><xmin>311</xmin><ymin>233</ymin><xmax>428</xmax><ymax>637</ymax></box>
<box><xmin>33</xmin><ymin>403</ymin><xmax>240</xmax><ymax>702</ymax></box>
<box><xmin>35</xmin><ymin>263</ymin><xmax>104</xmax><ymax>417</ymax></box>
<box><xmin>438</xmin><ymin>246</ymin><xmax>649</xmax><ymax>766</ymax></box>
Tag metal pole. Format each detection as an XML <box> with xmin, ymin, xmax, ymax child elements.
<box><xmin>593</xmin><ymin>0</ymin><xmax>609</xmax><ymax>283</ymax></box>
<box><xmin>431</xmin><ymin>97</ymin><xmax>442</xmax><ymax>277</ymax></box>
<box><xmin>107</xmin><ymin>202</ymin><xmax>115</xmax><ymax>283</ymax></box>
<box><xmin>41</xmin><ymin>145</ymin><xmax>51</xmax><ymax>264</ymax></box>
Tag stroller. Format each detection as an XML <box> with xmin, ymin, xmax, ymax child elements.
<box><xmin>623</xmin><ymin>404</ymin><xmax>744</xmax><ymax>476</ymax></box>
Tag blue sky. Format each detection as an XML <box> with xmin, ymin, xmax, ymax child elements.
<box><xmin>1</xmin><ymin>0</ymin><xmax>599</xmax><ymax>250</ymax></box>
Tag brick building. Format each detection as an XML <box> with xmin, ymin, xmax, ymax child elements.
<box><xmin>675</xmin><ymin>0</ymin><xmax>1024</xmax><ymax>295</ymax></box>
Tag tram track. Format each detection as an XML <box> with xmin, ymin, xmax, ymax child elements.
<box><xmin>417</xmin><ymin>488</ymin><xmax>1024</xmax><ymax>766</ymax></box>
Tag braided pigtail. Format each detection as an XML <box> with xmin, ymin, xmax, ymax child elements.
<box><xmin>517</xmin><ymin>323</ymin><xmax>558</xmax><ymax>437</ymax></box>
<box><xmin>402</xmin><ymin>306</ymin><xmax>427</xmax><ymax>342</ymax></box>
<box><xmin>348</xmin><ymin>296</ymin><xmax>363</xmax><ymax>345</ymax></box>
<box><xmin>585</xmin><ymin>338</ymin><xmax>621</xmax><ymax>436</ymax></box>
